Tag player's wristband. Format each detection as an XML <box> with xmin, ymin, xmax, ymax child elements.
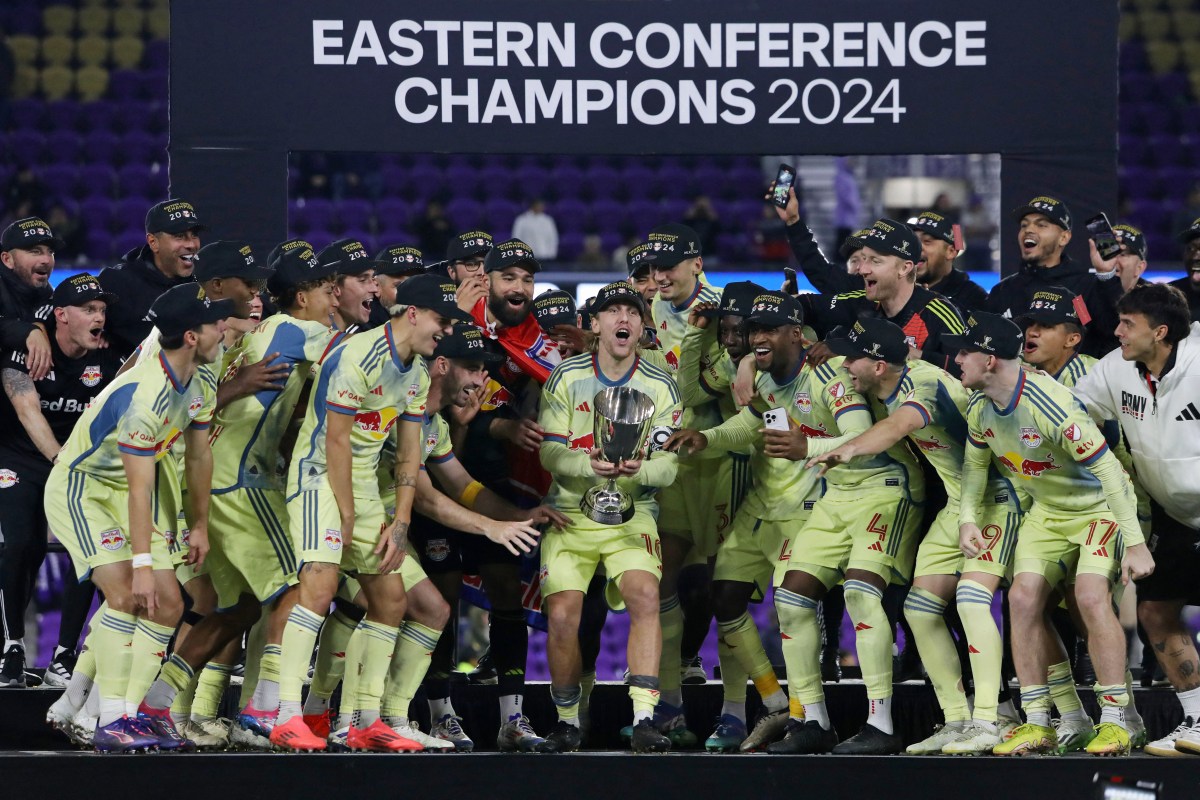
<box><xmin>131</xmin><ymin>553</ymin><xmax>153</xmax><ymax>569</ymax></box>
<box><xmin>459</xmin><ymin>480</ymin><xmax>485</xmax><ymax>510</ymax></box>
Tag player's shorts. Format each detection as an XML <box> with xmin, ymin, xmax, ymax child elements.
<box><xmin>1013</xmin><ymin>504</ymin><xmax>1122</xmax><ymax>586</ymax></box>
<box><xmin>1136</xmin><ymin>501</ymin><xmax>1200</xmax><ymax>604</ymax></box>
<box><xmin>785</xmin><ymin>488</ymin><xmax>922</xmax><ymax>588</ymax></box>
<box><xmin>154</xmin><ymin>457</ymin><xmax>188</xmax><ymax>567</ymax></box>
<box><xmin>287</xmin><ymin>486</ymin><xmax>391</xmax><ymax>576</ymax></box>
<box><xmin>540</xmin><ymin>507</ymin><xmax>661</xmax><ymax>598</ymax></box>
<box><xmin>915</xmin><ymin>493</ymin><xmax>1022</xmax><ymax>581</ymax></box>
<box><xmin>713</xmin><ymin>504</ymin><xmax>815</xmax><ymax>590</ymax></box>
<box><xmin>45</xmin><ymin>465</ymin><xmax>173</xmax><ymax>581</ymax></box>
<box><xmin>336</xmin><ymin>541</ymin><xmax>428</xmax><ymax>603</ymax></box>
<box><xmin>207</xmin><ymin>486</ymin><xmax>299</xmax><ymax>610</ymax></box>
<box><xmin>658</xmin><ymin>454</ymin><xmax>743</xmax><ymax>560</ymax></box>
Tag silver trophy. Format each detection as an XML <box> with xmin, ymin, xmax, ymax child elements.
<box><xmin>580</xmin><ymin>386</ymin><xmax>656</xmax><ymax>525</ymax></box>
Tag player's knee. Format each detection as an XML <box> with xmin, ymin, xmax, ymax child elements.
<box><xmin>1070</xmin><ymin>582</ymin><xmax>1111</xmax><ymax>621</ymax></box>
<box><xmin>408</xmin><ymin>586</ymin><xmax>451</xmax><ymax>631</ymax></box>
<box><xmin>105</xmin><ymin>588</ymin><xmax>138</xmax><ymax>615</ymax></box>
<box><xmin>1136</xmin><ymin>600</ymin><xmax>1173</xmax><ymax>635</ymax></box>
<box><xmin>150</xmin><ymin>593</ymin><xmax>184</xmax><ymax>626</ymax></box>
<box><xmin>545</xmin><ymin>596</ymin><xmax>581</xmax><ymax>635</ymax></box>
<box><xmin>622</xmin><ymin>579</ymin><xmax>660</xmax><ymax>620</ymax></box>
<box><xmin>710</xmin><ymin>582</ymin><xmax>746</xmax><ymax>623</ymax></box>
<box><xmin>1005</xmin><ymin>581</ymin><xmax>1042</xmax><ymax>622</ymax></box>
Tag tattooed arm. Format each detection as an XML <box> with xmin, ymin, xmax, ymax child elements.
<box><xmin>376</xmin><ymin>416</ymin><xmax>421</xmax><ymax>573</ymax></box>
<box><xmin>2</xmin><ymin>367</ymin><xmax>61</xmax><ymax>462</ymax></box>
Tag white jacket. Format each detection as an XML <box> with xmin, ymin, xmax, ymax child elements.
<box><xmin>1073</xmin><ymin>322</ymin><xmax>1200</xmax><ymax>531</ymax></box>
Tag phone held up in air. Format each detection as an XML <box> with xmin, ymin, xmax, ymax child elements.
<box><xmin>771</xmin><ymin>164</ymin><xmax>796</xmax><ymax>209</ymax></box>
<box><xmin>763</xmin><ymin>408</ymin><xmax>790</xmax><ymax>432</ymax></box>
<box><xmin>783</xmin><ymin>266</ymin><xmax>798</xmax><ymax>295</ymax></box>
<box><xmin>1086</xmin><ymin>213</ymin><xmax>1122</xmax><ymax>261</ymax></box>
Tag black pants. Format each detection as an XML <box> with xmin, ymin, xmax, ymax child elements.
<box><xmin>0</xmin><ymin>455</ymin><xmax>51</xmax><ymax>642</ymax></box>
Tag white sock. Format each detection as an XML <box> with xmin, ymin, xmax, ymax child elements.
<box><xmin>762</xmin><ymin>689</ymin><xmax>788</xmax><ymax>713</ymax></box>
<box><xmin>4</xmin><ymin>638</ymin><xmax>24</xmax><ymax>650</ymax></box>
<box><xmin>1099</xmin><ymin>704</ymin><xmax>1125</xmax><ymax>726</ymax></box>
<box><xmin>721</xmin><ymin>700</ymin><xmax>746</xmax><ymax>723</ymax></box>
<box><xmin>54</xmin><ymin>645</ymin><xmax>69</xmax><ymax>658</ymax></box>
<box><xmin>85</xmin><ymin>682</ymin><xmax>99</xmax><ymax>716</ymax></box>
<box><xmin>1062</xmin><ymin>706</ymin><xmax>1089</xmax><ymax>723</ymax></box>
<box><xmin>997</xmin><ymin>698</ymin><xmax>1018</xmax><ymax>721</ymax></box>
<box><xmin>1179</xmin><ymin>687</ymin><xmax>1200</xmax><ymax>722</ymax></box>
<box><xmin>429</xmin><ymin>697</ymin><xmax>455</xmax><ymax>720</ymax></box>
<box><xmin>62</xmin><ymin>671</ymin><xmax>94</xmax><ymax>712</ymax></box>
<box><xmin>867</xmin><ymin>696</ymin><xmax>893</xmax><ymax>735</ymax></box>
<box><xmin>500</xmin><ymin>693</ymin><xmax>523</xmax><ymax>722</ymax></box>
<box><xmin>660</xmin><ymin>688</ymin><xmax>683</xmax><ymax>708</ymax></box>
<box><xmin>1027</xmin><ymin>710</ymin><xmax>1051</xmax><ymax>727</ymax></box>
<box><xmin>302</xmin><ymin>693</ymin><xmax>330</xmax><ymax>716</ymax></box>
<box><xmin>252</xmin><ymin>677</ymin><xmax>279</xmax><ymax>713</ymax></box>
<box><xmin>803</xmin><ymin>701</ymin><xmax>830</xmax><ymax>730</ymax></box>
<box><xmin>98</xmin><ymin>696</ymin><xmax>125</xmax><ymax>727</ymax></box>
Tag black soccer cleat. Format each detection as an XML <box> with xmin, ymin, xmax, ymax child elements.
<box><xmin>631</xmin><ymin>719</ymin><xmax>671</xmax><ymax>753</ymax></box>
<box><xmin>536</xmin><ymin>721</ymin><xmax>583</xmax><ymax>753</ymax></box>
<box><xmin>1</xmin><ymin>645</ymin><xmax>27</xmax><ymax>688</ymax></box>
<box><xmin>831</xmin><ymin>723</ymin><xmax>901</xmax><ymax>755</ymax></box>
<box><xmin>767</xmin><ymin>719</ymin><xmax>840</xmax><ymax>754</ymax></box>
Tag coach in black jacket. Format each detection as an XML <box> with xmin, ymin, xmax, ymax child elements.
<box><xmin>986</xmin><ymin>197</ymin><xmax>1122</xmax><ymax>358</ymax></box>
<box><xmin>0</xmin><ymin>217</ymin><xmax>58</xmax><ymax>380</ymax></box>
<box><xmin>98</xmin><ymin>199</ymin><xmax>205</xmax><ymax>357</ymax></box>
<box><xmin>907</xmin><ymin>210</ymin><xmax>989</xmax><ymax>314</ymax></box>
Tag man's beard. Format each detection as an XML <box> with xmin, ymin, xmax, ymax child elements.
<box><xmin>489</xmin><ymin>292</ymin><xmax>530</xmax><ymax>328</ymax></box>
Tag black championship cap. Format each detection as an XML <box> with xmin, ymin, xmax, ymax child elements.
<box><xmin>697</xmin><ymin>280</ymin><xmax>765</xmax><ymax>319</ymax></box>
<box><xmin>1</xmin><ymin>216</ymin><xmax>66</xmax><ymax>252</ymax></box>
<box><xmin>1015</xmin><ymin>286</ymin><xmax>1084</xmax><ymax>329</ymax></box>
<box><xmin>533</xmin><ymin>289</ymin><xmax>577</xmax><ymax>333</ymax></box>
<box><xmin>641</xmin><ymin>223</ymin><xmax>702</xmax><ymax>268</ymax></box>
<box><xmin>1177</xmin><ymin>217</ymin><xmax>1200</xmax><ymax>244</ymax></box>
<box><xmin>578</xmin><ymin>296</ymin><xmax>595</xmax><ymax>329</ymax></box>
<box><xmin>826</xmin><ymin>318</ymin><xmax>909</xmax><ymax>364</ymax></box>
<box><xmin>746</xmin><ymin>291</ymin><xmax>805</xmax><ymax>327</ymax></box>
<box><xmin>147</xmin><ymin>284</ymin><xmax>235</xmax><ymax>337</ymax></box>
<box><xmin>374</xmin><ymin>244</ymin><xmax>425</xmax><ymax>277</ymax></box>
<box><xmin>317</xmin><ymin>238</ymin><xmax>378</xmax><ymax>276</ymax></box>
<box><xmin>266</xmin><ymin>238</ymin><xmax>311</xmax><ymax>269</ymax></box>
<box><xmin>446</xmin><ymin>230</ymin><xmax>494</xmax><ymax>262</ymax></box>
<box><xmin>590</xmin><ymin>281</ymin><xmax>648</xmax><ymax>318</ymax></box>
<box><xmin>433</xmin><ymin>322</ymin><xmax>502</xmax><ymax>362</ymax></box>
<box><xmin>393</xmin><ymin>273</ymin><xmax>474</xmax><ymax>322</ymax></box>
<box><xmin>52</xmin><ymin>272</ymin><xmax>117</xmax><ymax>308</ymax></box>
<box><xmin>193</xmin><ymin>240</ymin><xmax>274</xmax><ymax>283</ymax></box>
<box><xmin>942</xmin><ymin>311</ymin><xmax>1024</xmax><ymax>360</ymax></box>
<box><xmin>145</xmin><ymin>199</ymin><xmax>207</xmax><ymax>235</ymax></box>
<box><xmin>838</xmin><ymin>227</ymin><xmax>874</xmax><ymax>260</ymax></box>
<box><xmin>266</xmin><ymin>241</ymin><xmax>338</xmax><ymax>296</ymax></box>
<box><xmin>1113</xmin><ymin>224</ymin><xmax>1147</xmax><ymax>258</ymax></box>
<box><xmin>907</xmin><ymin>211</ymin><xmax>955</xmax><ymax>245</ymax></box>
<box><xmin>484</xmin><ymin>239</ymin><xmax>540</xmax><ymax>274</ymax></box>
<box><xmin>860</xmin><ymin>218</ymin><xmax>922</xmax><ymax>262</ymax></box>
<box><xmin>1012</xmin><ymin>196</ymin><xmax>1072</xmax><ymax>230</ymax></box>
<box><xmin>626</xmin><ymin>241</ymin><xmax>654</xmax><ymax>276</ymax></box>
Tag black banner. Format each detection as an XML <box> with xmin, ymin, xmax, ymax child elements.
<box><xmin>169</xmin><ymin>0</ymin><xmax>1118</xmax><ymax>268</ymax></box>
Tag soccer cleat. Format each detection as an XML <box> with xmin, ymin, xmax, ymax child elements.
<box><xmin>42</xmin><ymin>649</ymin><xmax>77</xmax><ymax>688</ymax></box>
<box><xmin>185</xmin><ymin>718</ymin><xmax>230</xmax><ymax>749</ymax></box>
<box><xmin>655</xmin><ymin>702</ymin><xmax>699</xmax><ymax>748</ymax></box>
<box><xmin>347</xmin><ymin>719</ymin><xmax>423</xmax><ymax>752</ymax></box>
<box><xmin>704</xmin><ymin>714</ymin><xmax>748</xmax><ymax>753</ymax></box>
<box><xmin>1052</xmin><ymin>716</ymin><xmax>1097</xmax><ymax>754</ymax></box>
<box><xmin>232</xmin><ymin>704</ymin><xmax>276</xmax><ymax>749</ymax></box>
<box><xmin>137</xmin><ymin>703</ymin><xmax>195</xmax><ymax>751</ymax></box>
<box><xmin>740</xmin><ymin>707</ymin><xmax>789</xmax><ymax>752</ymax></box>
<box><xmin>1</xmin><ymin>644</ymin><xmax>27</xmax><ymax>687</ymax></box>
<box><xmin>992</xmin><ymin>723</ymin><xmax>1056</xmax><ymax>755</ymax></box>
<box><xmin>430</xmin><ymin>713</ymin><xmax>474</xmax><ymax>752</ymax></box>
<box><xmin>680</xmin><ymin>656</ymin><xmax>707</xmax><ymax>685</ymax></box>
<box><xmin>1085</xmin><ymin>722</ymin><xmax>1131</xmax><ymax>756</ymax></box>
<box><xmin>766</xmin><ymin>719</ymin><xmax>839</xmax><ymax>754</ymax></box>
<box><xmin>1145</xmin><ymin>717</ymin><xmax>1195</xmax><ymax>757</ymax></box>
<box><xmin>832</xmin><ymin>723</ymin><xmax>902</xmax><ymax>755</ymax></box>
<box><xmin>303</xmin><ymin>711</ymin><xmax>332</xmax><ymax>740</ymax></box>
<box><xmin>463</xmin><ymin>648</ymin><xmax>497</xmax><ymax>686</ymax></box>
<box><xmin>1170</xmin><ymin>717</ymin><xmax>1200</xmax><ymax>756</ymax></box>
<box><xmin>1127</xmin><ymin>717</ymin><xmax>1148</xmax><ymax>750</ymax></box>
<box><xmin>326</xmin><ymin>726</ymin><xmax>350</xmax><ymax>753</ymax></box>
<box><xmin>385</xmin><ymin>718</ymin><xmax>455</xmax><ymax>751</ymax></box>
<box><xmin>942</xmin><ymin>721</ymin><xmax>1004</xmax><ymax>755</ymax></box>
<box><xmin>536</xmin><ymin>720</ymin><xmax>583</xmax><ymax>753</ymax></box>
<box><xmin>46</xmin><ymin>700</ymin><xmax>77</xmax><ymax>738</ymax></box>
<box><xmin>996</xmin><ymin>714</ymin><xmax>1021</xmax><ymax>740</ymax></box>
<box><xmin>93</xmin><ymin>716</ymin><xmax>159</xmax><ymax>753</ymax></box>
<box><xmin>270</xmin><ymin>715</ymin><xmax>328</xmax><ymax>752</ymax></box>
<box><xmin>906</xmin><ymin>721</ymin><xmax>968</xmax><ymax>755</ymax></box>
<box><xmin>631</xmin><ymin>719</ymin><xmax>671</xmax><ymax>753</ymax></box>
<box><xmin>497</xmin><ymin>714</ymin><xmax>545</xmax><ymax>752</ymax></box>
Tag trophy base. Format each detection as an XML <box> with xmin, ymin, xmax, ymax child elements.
<box><xmin>580</xmin><ymin>487</ymin><xmax>634</xmax><ymax>526</ymax></box>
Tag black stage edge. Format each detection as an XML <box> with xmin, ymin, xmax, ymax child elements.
<box><xmin>2</xmin><ymin>682</ymin><xmax>1193</xmax><ymax>755</ymax></box>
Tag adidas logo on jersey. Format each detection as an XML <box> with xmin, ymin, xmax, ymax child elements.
<box><xmin>1092</xmin><ymin>546</ymin><xmax>1109</xmax><ymax>558</ymax></box>
<box><xmin>1176</xmin><ymin>402</ymin><xmax>1200</xmax><ymax>421</ymax></box>
<box><xmin>370</xmin><ymin>386</ymin><xmax>384</xmax><ymax>396</ymax></box>
<box><xmin>978</xmin><ymin>552</ymin><xmax>994</xmax><ymax>562</ymax></box>
<box><xmin>576</xmin><ymin>401</ymin><xmax>591</xmax><ymax>412</ymax></box>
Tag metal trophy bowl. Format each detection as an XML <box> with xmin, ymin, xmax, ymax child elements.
<box><xmin>580</xmin><ymin>386</ymin><xmax>656</xmax><ymax>525</ymax></box>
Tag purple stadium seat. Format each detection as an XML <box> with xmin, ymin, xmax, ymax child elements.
<box><xmin>374</xmin><ymin>198</ymin><xmax>411</xmax><ymax>231</ymax></box>
<box><xmin>46</xmin><ymin>130</ymin><xmax>83</xmax><ymax>164</ymax></box>
<box><xmin>292</xmin><ymin>197</ymin><xmax>334</xmax><ymax>232</ymax></box>
<box><xmin>692</xmin><ymin>164</ymin><xmax>727</xmax><ymax>196</ymax></box>
<box><xmin>656</xmin><ymin>164</ymin><xmax>688</xmax><ymax>195</ymax></box>
<box><xmin>479</xmin><ymin>164</ymin><xmax>512</xmax><ymax>193</ymax></box>
<box><xmin>82</xmin><ymin>131</ymin><xmax>119</xmax><ymax>165</ymax></box>
<box><xmin>119</xmin><ymin>130</ymin><xmax>159</xmax><ymax>166</ymax></box>
<box><xmin>550</xmin><ymin>197</ymin><xmax>588</xmax><ymax>233</ymax></box>
<box><xmin>548</xmin><ymin>166</ymin><xmax>584</xmax><ymax>200</ymax></box>
<box><xmin>1158</xmin><ymin>73</ymin><xmax>1190</xmax><ymax>103</ymax></box>
<box><xmin>139</xmin><ymin>70</ymin><xmax>168</xmax><ymax>101</ymax></box>
<box><xmin>84</xmin><ymin>228</ymin><xmax>115</xmax><ymax>261</ymax></box>
<box><xmin>10</xmin><ymin>130</ymin><xmax>44</xmax><ymax>166</ymax></box>
<box><xmin>445</xmin><ymin>164</ymin><xmax>484</xmax><ymax>196</ymax></box>
<box><xmin>144</xmin><ymin>40</ymin><xmax>169</xmax><ymax>71</ymax></box>
<box><xmin>115</xmin><ymin>197</ymin><xmax>149</xmax><ymax>232</ymax></box>
<box><xmin>483</xmin><ymin>198</ymin><xmax>520</xmax><ymax>235</ymax></box>
<box><xmin>515</xmin><ymin>166</ymin><xmax>551</xmax><ymax>200</ymax></box>
<box><xmin>379</xmin><ymin>164</ymin><xmax>406</xmax><ymax>195</ymax></box>
<box><xmin>81</xmin><ymin>101</ymin><xmax>117</xmax><ymax>133</ymax></box>
<box><xmin>109</xmin><ymin>70</ymin><xmax>141</xmax><ymax>101</ymax></box>
<box><xmin>1156</xmin><ymin>166</ymin><xmax>1193</xmax><ymax>196</ymax></box>
<box><xmin>1119</xmin><ymin>135</ymin><xmax>1149</xmax><ymax>168</ymax></box>
<box><xmin>729</xmin><ymin>199</ymin><xmax>764</xmax><ymax>228</ymax></box>
<box><xmin>1141</xmin><ymin>105</ymin><xmax>1177</xmax><ymax>136</ymax></box>
<box><xmin>730</xmin><ymin>164</ymin><xmax>766</xmax><ymax>195</ymax></box>
<box><xmin>661</xmin><ymin>198</ymin><xmax>689</xmax><ymax>223</ymax></box>
<box><xmin>337</xmin><ymin>198</ymin><xmax>374</xmax><ymax>231</ymax></box>
<box><xmin>445</xmin><ymin>197</ymin><xmax>483</xmax><ymax>229</ymax></box>
<box><xmin>44</xmin><ymin>100</ymin><xmax>78</xmax><ymax>132</ymax></box>
<box><xmin>80</xmin><ymin>196</ymin><xmax>115</xmax><ymax>233</ymax></box>
<box><xmin>1146</xmin><ymin>134</ymin><xmax>1186</xmax><ymax>168</ymax></box>
<box><xmin>79</xmin><ymin>164</ymin><xmax>118</xmax><ymax>197</ymax></box>
<box><xmin>557</xmin><ymin>231</ymin><xmax>584</xmax><ymax>261</ymax></box>
<box><xmin>626</xmin><ymin>199</ymin><xmax>664</xmax><ymax>228</ymax></box>
<box><xmin>287</xmin><ymin>200</ymin><xmax>308</xmax><ymax>234</ymax></box>
<box><xmin>583</xmin><ymin>165</ymin><xmax>620</xmax><ymax>199</ymax></box>
<box><xmin>145</xmin><ymin>168</ymin><xmax>168</xmax><ymax>199</ymax></box>
<box><xmin>10</xmin><ymin>99</ymin><xmax>43</xmax><ymax>130</ymax></box>
<box><xmin>407</xmin><ymin>163</ymin><xmax>444</xmax><ymax>198</ymax></box>
<box><xmin>117</xmin><ymin>164</ymin><xmax>155</xmax><ymax>197</ymax></box>
<box><xmin>589</xmin><ymin>198</ymin><xmax>626</xmax><ymax>234</ymax></box>
<box><xmin>39</xmin><ymin>164</ymin><xmax>78</xmax><ymax>201</ymax></box>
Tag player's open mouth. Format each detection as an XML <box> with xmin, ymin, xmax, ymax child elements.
<box><xmin>1022</xmin><ymin>238</ymin><xmax>1037</xmax><ymax>251</ymax></box>
<box><xmin>615</xmin><ymin>328</ymin><xmax>631</xmax><ymax>341</ymax></box>
<box><xmin>361</xmin><ymin>299</ymin><xmax>372</xmax><ymax>314</ymax></box>
<box><xmin>88</xmin><ymin>326</ymin><xmax>103</xmax><ymax>340</ymax></box>
<box><xmin>181</xmin><ymin>254</ymin><xmax>196</xmax><ymax>265</ymax></box>
<box><xmin>505</xmin><ymin>294</ymin><xmax>527</xmax><ymax>309</ymax></box>
<box><xmin>864</xmin><ymin>278</ymin><xmax>878</xmax><ymax>289</ymax></box>
<box><xmin>432</xmin><ymin>332</ymin><xmax>444</xmax><ymax>342</ymax></box>
<box><xmin>1024</xmin><ymin>340</ymin><xmax>1038</xmax><ymax>354</ymax></box>
<box><xmin>249</xmin><ymin>311</ymin><xmax>261</xmax><ymax>321</ymax></box>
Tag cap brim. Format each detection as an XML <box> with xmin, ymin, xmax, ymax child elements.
<box><xmin>376</xmin><ymin>264</ymin><xmax>426</xmax><ymax>277</ymax></box>
<box><xmin>1177</xmin><ymin>228</ymin><xmax>1200</xmax><ymax>243</ymax></box>
<box><xmin>9</xmin><ymin>235</ymin><xmax>66</xmax><ymax>252</ymax></box>
<box><xmin>940</xmin><ymin>334</ymin><xmax>982</xmax><ymax>353</ymax></box>
<box><xmin>537</xmin><ymin>313</ymin><xmax>577</xmax><ymax>332</ymax></box>
<box><xmin>825</xmin><ymin>337</ymin><xmax>868</xmax><ymax>359</ymax></box>
<box><xmin>591</xmin><ymin>294</ymin><xmax>647</xmax><ymax>318</ymax></box>
<box><xmin>420</xmin><ymin>302</ymin><xmax>473</xmax><ymax>323</ymax></box>
<box><xmin>641</xmin><ymin>253</ymin><xmax>686</xmax><ymax>268</ymax></box>
<box><xmin>488</xmin><ymin>258</ymin><xmax>540</xmax><ymax>275</ymax></box>
<box><xmin>158</xmin><ymin>223</ymin><xmax>209</xmax><ymax>234</ymax></box>
<box><xmin>746</xmin><ymin>312</ymin><xmax>796</xmax><ymax>327</ymax></box>
<box><xmin>205</xmin><ymin>298</ymin><xmax>237</xmax><ymax>323</ymax></box>
<box><xmin>1011</xmin><ymin>206</ymin><xmax>1067</xmax><ymax>228</ymax></box>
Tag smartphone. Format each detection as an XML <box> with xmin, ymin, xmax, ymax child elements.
<box><xmin>783</xmin><ymin>266</ymin><xmax>798</xmax><ymax>295</ymax></box>
<box><xmin>1092</xmin><ymin>775</ymin><xmax>1161</xmax><ymax>800</ymax></box>
<box><xmin>1086</xmin><ymin>213</ymin><xmax>1122</xmax><ymax>261</ymax></box>
<box><xmin>771</xmin><ymin>164</ymin><xmax>796</xmax><ymax>209</ymax></box>
<box><xmin>763</xmin><ymin>408</ymin><xmax>790</xmax><ymax>432</ymax></box>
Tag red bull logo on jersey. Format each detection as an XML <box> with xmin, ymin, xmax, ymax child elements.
<box><xmin>425</xmin><ymin>538</ymin><xmax>450</xmax><ymax>562</ymax></box>
<box><xmin>913</xmin><ymin>436</ymin><xmax>949</xmax><ymax>452</ymax></box>
<box><xmin>1019</xmin><ymin>427</ymin><xmax>1042</xmax><ymax>448</ymax></box>
<box><xmin>794</xmin><ymin>391</ymin><xmax>812</xmax><ymax>414</ymax></box>
<box><xmin>0</xmin><ymin>469</ymin><xmax>17</xmax><ymax>488</ymax></box>
<box><xmin>323</xmin><ymin>529</ymin><xmax>343</xmax><ymax>551</ymax></box>
<box><xmin>481</xmin><ymin>379</ymin><xmax>513</xmax><ymax>412</ymax></box>
<box><xmin>797</xmin><ymin>422</ymin><xmax>831</xmax><ymax>438</ymax></box>
<box><xmin>665</xmin><ymin>348</ymin><xmax>680</xmax><ymax>370</ymax></box>
<box><xmin>997</xmin><ymin>451</ymin><xmax>1060</xmax><ymax>478</ymax></box>
<box><xmin>99</xmin><ymin>528</ymin><xmax>126</xmax><ymax>551</ymax></box>
<box><xmin>80</xmin><ymin>365</ymin><xmax>102</xmax><ymax>387</ymax></box>
<box><xmin>568</xmin><ymin>432</ymin><xmax>595</xmax><ymax>451</ymax></box>
<box><xmin>354</xmin><ymin>407</ymin><xmax>399</xmax><ymax>439</ymax></box>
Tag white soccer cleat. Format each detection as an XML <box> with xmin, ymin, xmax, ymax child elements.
<box><xmin>942</xmin><ymin>721</ymin><xmax>1004</xmax><ymax>755</ymax></box>
<box><xmin>386</xmin><ymin>718</ymin><xmax>455</xmax><ymax>751</ymax></box>
<box><xmin>906</xmin><ymin>721</ymin><xmax>968</xmax><ymax>755</ymax></box>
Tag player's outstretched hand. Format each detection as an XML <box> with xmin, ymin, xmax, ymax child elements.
<box><xmin>528</xmin><ymin>505</ymin><xmax>571</xmax><ymax>530</ymax></box>
<box><xmin>375</xmin><ymin>519</ymin><xmax>409</xmax><ymax>574</ymax></box>
<box><xmin>589</xmin><ymin>447</ymin><xmax>622</xmax><ymax>478</ymax></box>
<box><xmin>688</xmin><ymin>301</ymin><xmax>717</xmax><ymax>330</ymax></box>
<box><xmin>132</xmin><ymin>565</ymin><xmax>157</xmax><ymax>614</ymax></box>
<box><xmin>807</xmin><ymin>447</ymin><xmax>851</xmax><ymax>476</ymax></box>
<box><xmin>1121</xmin><ymin>542</ymin><xmax>1155</xmax><ymax>585</ymax></box>
<box><xmin>959</xmin><ymin>523</ymin><xmax>984</xmax><ymax>558</ymax></box>
<box><xmin>185</xmin><ymin>523</ymin><xmax>209</xmax><ymax>567</ymax></box>
<box><xmin>762</xmin><ymin>420</ymin><xmax>807</xmax><ymax>461</ymax></box>
<box><xmin>485</xmin><ymin>520</ymin><xmax>541</xmax><ymax>555</ymax></box>
<box><xmin>230</xmin><ymin>352</ymin><xmax>291</xmax><ymax>397</ymax></box>
<box><xmin>664</xmin><ymin>429</ymin><xmax>708</xmax><ymax>455</ymax></box>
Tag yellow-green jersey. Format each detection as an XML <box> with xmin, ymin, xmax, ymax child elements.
<box><xmin>209</xmin><ymin>314</ymin><xmax>343</xmax><ymax>493</ymax></box>
<box><xmin>963</xmin><ymin>370</ymin><xmax>1140</xmax><ymax>542</ymax></box>
<box><xmin>885</xmin><ymin>360</ymin><xmax>1014</xmax><ymax>505</ymax></box>
<box><xmin>131</xmin><ymin>326</ymin><xmax>220</xmax><ymax>463</ymax></box>
<box><xmin>1048</xmin><ymin>352</ymin><xmax>1096</xmax><ymax>389</ymax></box>
<box><xmin>287</xmin><ymin>323</ymin><xmax>430</xmax><ymax>498</ymax></box>
<box><xmin>58</xmin><ymin>350</ymin><xmax>216</xmax><ymax>488</ymax></box>
<box><xmin>539</xmin><ymin>352</ymin><xmax>682</xmax><ymax>515</ymax></box>
<box><xmin>652</xmin><ymin>279</ymin><xmax>722</xmax><ymax>430</ymax></box>
<box><xmin>378</xmin><ymin>410</ymin><xmax>454</xmax><ymax>513</ymax></box>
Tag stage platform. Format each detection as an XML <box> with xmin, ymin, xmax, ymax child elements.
<box><xmin>2</xmin><ymin>682</ymin><xmax>1193</xmax><ymax>799</ymax></box>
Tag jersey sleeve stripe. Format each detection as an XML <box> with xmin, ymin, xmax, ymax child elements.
<box><xmin>544</xmin><ymin>433</ymin><xmax>567</xmax><ymax>444</ymax></box>
<box><xmin>926</xmin><ymin>301</ymin><xmax>965</xmax><ymax>332</ymax></box>
<box><xmin>117</xmin><ymin>442</ymin><xmax>156</xmax><ymax>455</ymax></box>
<box><xmin>901</xmin><ymin>401</ymin><xmax>933</xmax><ymax>425</ymax></box>
<box><xmin>967</xmin><ymin>433</ymin><xmax>989</xmax><ymax>448</ymax></box>
<box><xmin>326</xmin><ymin>402</ymin><xmax>357</xmax><ymax>415</ymax></box>
<box><xmin>833</xmin><ymin>402</ymin><xmax>868</xmax><ymax>419</ymax></box>
<box><xmin>1077</xmin><ymin>441</ymin><xmax>1110</xmax><ymax>466</ymax></box>
<box><xmin>400</xmin><ymin>412</ymin><xmax>422</xmax><ymax>422</ymax></box>
<box><xmin>429</xmin><ymin>452</ymin><xmax>455</xmax><ymax>464</ymax></box>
